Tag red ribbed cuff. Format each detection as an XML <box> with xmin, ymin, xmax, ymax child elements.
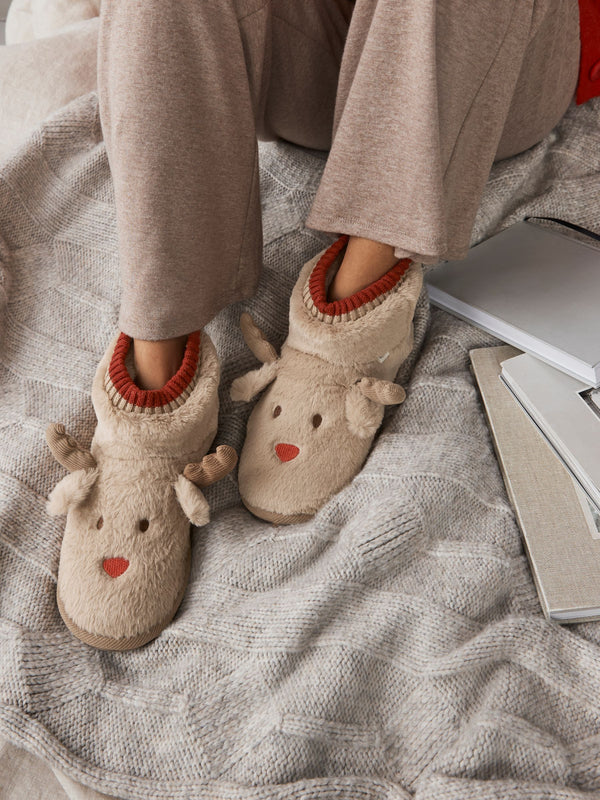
<box><xmin>108</xmin><ymin>331</ymin><xmax>201</xmax><ymax>409</ymax></box>
<box><xmin>308</xmin><ymin>235</ymin><xmax>411</xmax><ymax>317</ymax></box>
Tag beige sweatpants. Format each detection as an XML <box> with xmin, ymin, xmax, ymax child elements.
<box><xmin>98</xmin><ymin>0</ymin><xmax>580</xmax><ymax>341</ymax></box>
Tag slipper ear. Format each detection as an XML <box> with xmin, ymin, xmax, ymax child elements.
<box><xmin>230</xmin><ymin>360</ymin><xmax>279</xmax><ymax>403</ymax></box>
<box><xmin>174</xmin><ymin>475</ymin><xmax>210</xmax><ymax>527</ymax></box>
<box><xmin>345</xmin><ymin>385</ymin><xmax>385</xmax><ymax>440</ymax></box>
<box><xmin>356</xmin><ymin>377</ymin><xmax>406</xmax><ymax>406</ymax></box>
<box><xmin>240</xmin><ymin>312</ymin><xmax>279</xmax><ymax>363</ymax></box>
<box><xmin>345</xmin><ymin>378</ymin><xmax>406</xmax><ymax>439</ymax></box>
<box><xmin>47</xmin><ymin>468</ymin><xmax>99</xmax><ymax>515</ymax></box>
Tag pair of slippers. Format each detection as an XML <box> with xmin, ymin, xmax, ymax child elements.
<box><xmin>46</xmin><ymin>236</ymin><xmax>423</xmax><ymax>650</ymax></box>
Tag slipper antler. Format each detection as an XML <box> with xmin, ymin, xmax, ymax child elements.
<box><xmin>46</xmin><ymin>423</ymin><xmax>97</xmax><ymax>471</ymax></box>
<box><xmin>183</xmin><ymin>445</ymin><xmax>238</xmax><ymax>488</ymax></box>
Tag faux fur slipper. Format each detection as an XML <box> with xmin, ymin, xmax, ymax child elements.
<box><xmin>46</xmin><ymin>331</ymin><xmax>237</xmax><ymax>650</ymax></box>
<box><xmin>231</xmin><ymin>234</ymin><xmax>423</xmax><ymax>524</ymax></box>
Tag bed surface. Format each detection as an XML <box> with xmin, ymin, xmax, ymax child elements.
<box><xmin>1</xmin><ymin>81</ymin><xmax>600</xmax><ymax>800</ymax></box>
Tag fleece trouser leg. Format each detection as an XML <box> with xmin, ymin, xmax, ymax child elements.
<box><xmin>98</xmin><ymin>0</ymin><xmax>264</xmax><ymax>341</ymax></box>
<box><xmin>97</xmin><ymin>0</ymin><xmax>351</xmax><ymax>341</ymax></box>
<box><xmin>99</xmin><ymin>0</ymin><xmax>580</xmax><ymax>340</ymax></box>
<box><xmin>305</xmin><ymin>0</ymin><xmax>581</xmax><ymax>263</ymax></box>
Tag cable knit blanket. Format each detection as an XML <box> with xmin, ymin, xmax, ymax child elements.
<box><xmin>2</xmin><ymin>91</ymin><xmax>600</xmax><ymax>800</ymax></box>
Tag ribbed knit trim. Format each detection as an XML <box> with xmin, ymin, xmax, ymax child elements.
<box><xmin>305</xmin><ymin>234</ymin><xmax>412</xmax><ymax>323</ymax></box>
<box><xmin>104</xmin><ymin>331</ymin><xmax>201</xmax><ymax>414</ymax></box>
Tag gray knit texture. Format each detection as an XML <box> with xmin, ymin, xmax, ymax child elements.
<box><xmin>2</xmin><ymin>92</ymin><xmax>600</xmax><ymax>799</ymax></box>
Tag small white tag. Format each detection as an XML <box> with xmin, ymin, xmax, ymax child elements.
<box><xmin>377</xmin><ymin>352</ymin><xmax>390</xmax><ymax>363</ymax></box>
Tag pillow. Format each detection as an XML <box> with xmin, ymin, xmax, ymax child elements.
<box><xmin>6</xmin><ymin>0</ymin><xmax>100</xmax><ymax>45</ymax></box>
<box><xmin>0</xmin><ymin>16</ymin><xmax>98</xmax><ymax>162</ymax></box>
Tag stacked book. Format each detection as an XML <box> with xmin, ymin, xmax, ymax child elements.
<box><xmin>425</xmin><ymin>220</ymin><xmax>600</xmax><ymax>623</ymax></box>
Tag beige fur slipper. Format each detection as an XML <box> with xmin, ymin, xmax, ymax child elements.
<box><xmin>231</xmin><ymin>235</ymin><xmax>423</xmax><ymax>524</ymax></box>
<box><xmin>46</xmin><ymin>331</ymin><xmax>236</xmax><ymax>650</ymax></box>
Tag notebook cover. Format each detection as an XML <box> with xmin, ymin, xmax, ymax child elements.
<box><xmin>470</xmin><ymin>345</ymin><xmax>600</xmax><ymax>622</ymax></box>
<box><xmin>428</xmin><ymin>222</ymin><xmax>600</xmax><ymax>385</ymax></box>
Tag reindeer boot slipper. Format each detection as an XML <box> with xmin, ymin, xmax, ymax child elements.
<box><xmin>46</xmin><ymin>331</ymin><xmax>237</xmax><ymax>650</ymax></box>
<box><xmin>231</xmin><ymin>234</ymin><xmax>423</xmax><ymax>524</ymax></box>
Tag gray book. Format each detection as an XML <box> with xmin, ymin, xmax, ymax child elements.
<box><xmin>470</xmin><ymin>345</ymin><xmax>600</xmax><ymax>623</ymax></box>
<box><xmin>501</xmin><ymin>352</ymin><xmax>600</xmax><ymax>511</ymax></box>
<box><xmin>428</xmin><ymin>221</ymin><xmax>600</xmax><ymax>386</ymax></box>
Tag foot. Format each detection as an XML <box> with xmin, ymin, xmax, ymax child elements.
<box><xmin>328</xmin><ymin>236</ymin><xmax>399</xmax><ymax>301</ymax></box>
<box><xmin>132</xmin><ymin>335</ymin><xmax>188</xmax><ymax>390</ymax></box>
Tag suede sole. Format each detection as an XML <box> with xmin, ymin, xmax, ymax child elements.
<box><xmin>242</xmin><ymin>498</ymin><xmax>313</xmax><ymax>526</ymax></box>
<box><xmin>56</xmin><ymin>552</ymin><xmax>191</xmax><ymax>651</ymax></box>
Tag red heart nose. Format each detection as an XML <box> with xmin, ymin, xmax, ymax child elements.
<box><xmin>103</xmin><ymin>557</ymin><xmax>129</xmax><ymax>578</ymax></box>
<box><xmin>275</xmin><ymin>443</ymin><xmax>300</xmax><ymax>462</ymax></box>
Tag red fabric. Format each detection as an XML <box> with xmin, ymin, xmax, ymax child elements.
<box><xmin>309</xmin><ymin>234</ymin><xmax>411</xmax><ymax>317</ymax></box>
<box><xmin>108</xmin><ymin>331</ymin><xmax>201</xmax><ymax>408</ymax></box>
<box><xmin>103</xmin><ymin>558</ymin><xmax>129</xmax><ymax>578</ymax></box>
<box><xmin>577</xmin><ymin>0</ymin><xmax>600</xmax><ymax>104</ymax></box>
<box><xmin>275</xmin><ymin>443</ymin><xmax>300</xmax><ymax>462</ymax></box>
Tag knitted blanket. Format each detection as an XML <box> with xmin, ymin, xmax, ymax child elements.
<box><xmin>1</xmin><ymin>91</ymin><xmax>600</xmax><ymax>800</ymax></box>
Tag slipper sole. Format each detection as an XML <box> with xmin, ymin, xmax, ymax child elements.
<box><xmin>242</xmin><ymin>498</ymin><xmax>313</xmax><ymax>526</ymax></box>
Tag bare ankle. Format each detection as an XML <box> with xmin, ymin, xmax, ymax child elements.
<box><xmin>132</xmin><ymin>334</ymin><xmax>189</xmax><ymax>390</ymax></box>
<box><xmin>328</xmin><ymin>235</ymin><xmax>399</xmax><ymax>301</ymax></box>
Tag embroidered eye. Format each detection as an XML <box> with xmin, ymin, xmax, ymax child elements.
<box><xmin>312</xmin><ymin>414</ymin><xmax>322</xmax><ymax>429</ymax></box>
<box><xmin>138</xmin><ymin>519</ymin><xmax>149</xmax><ymax>532</ymax></box>
<box><xmin>273</xmin><ymin>405</ymin><xmax>282</xmax><ymax>418</ymax></box>
<box><xmin>96</xmin><ymin>516</ymin><xmax>104</xmax><ymax>530</ymax></box>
